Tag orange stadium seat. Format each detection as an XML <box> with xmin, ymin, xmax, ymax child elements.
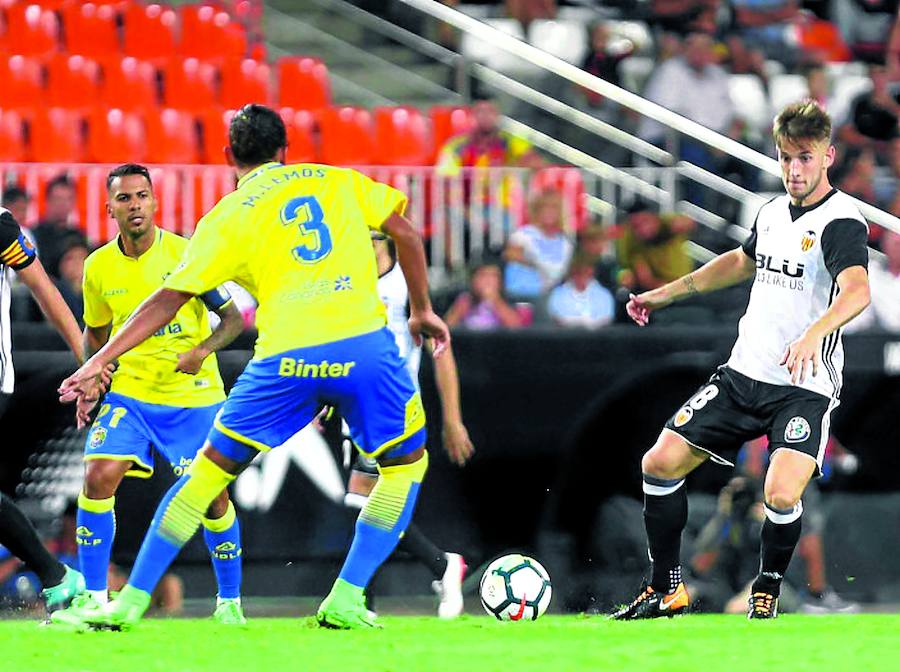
<box><xmin>0</xmin><ymin>54</ymin><xmax>45</xmax><ymax>108</ymax></box>
<box><xmin>278</xmin><ymin>106</ymin><xmax>318</xmax><ymax>163</ymax></box>
<box><xmin>100</xmin><ymin>56</ymin><xmax>158</xmax><ymax>112</ymax></box>
<box><xmin>277</xmin><ymin>56</ymin><xmax>331</xmax><ymax>110</ymax></box>
<box><xmin>123</xmin><ymin>2</ymin><xmax>178</xmax><ymax>62</ymax></box>
<box><xmin>163</xmin><ymin>57</ymin><xmax>219</xmax><ymax>110</ymax></box>
<box><xmin>145</xmin><ymin>108</ymin><xmax>199</xmax><ymax>163</ymax></box>
<box><xmin>63</xmin><ymin>2</ymin><xmax>120</xmax><ymax>59</ymax></box>
<box><xmin>199</xmin><ymin>107</ymin><xmax>234</xmax><ymax>164</ymax></box>
<box><xmin>0</xmin><ymin>109</ymin><xmax>26</xmax><ymax>161</ymax></box>
<box><xmin>87</xmin><ymin>107</ymin><xmax>146</xmax><ymax>163</ymax></box>
<box><xmin>29</xmin><ymin>107</ymin><xmax>85</xmax><ymax>162</ymax></box>
<box><xmin>374</xmin><ymin>106</ymin><xmax>431</xmax><ymax>166</ymax></box>
<box><xmin>46</xmin><ymin>53</ymin><xmax>102</xmax><ymax>110</ymax></box>
<box><xmin>179</xmin><ymin>7</ymin><xmax>247</xmax><ymax>61</ymax></box>
<box><xmin>4</xmin><ymin>3</ymin><xmax>60</xmax><ymax>58</ymax></box>
<box><xmin>430</xmin><ymin>106</ymin><xmax>474</xmax><ymax>159</ymax></box>
<box><xmin>220</xmin><ymin>58</ymin><xmax>271</xmax><ymax>108</ymax></box>
<box><xmin>317</xmin><ymin>106</ymin><xmax>374</xmax><ymax>166</ymax></box>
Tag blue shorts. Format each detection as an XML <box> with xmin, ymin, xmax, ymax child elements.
<box><xmin>210</xmin><ymin>328</ymin><xmax>426</xmax><ymax>464</ymax></box>
<box><xmin>84</xmin><ymin>392</ymin><xmax>223</xmax><ymax>478</ymax></box>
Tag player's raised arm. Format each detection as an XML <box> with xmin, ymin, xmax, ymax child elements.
<box><xmin>176</xmin><ymin>290</ymin><xmax>244</xmax><ymax>375</ymax></box>
<box><xmin>627</xmin><ymin>247</ymin><xmax>756</xmax><ymax>326</ymax></box>
<box><xmin>17</xmin><ymin>257</ymin><xmax>84</xmax><ymax>362</ymax></box>
<box><xmin>59</xmin><ymin>288</ymin><xmax>193</xmax><ymax>401</ymax></box>
<box><xmin>381</xmin><ymin>212</ymin><xmax>450</xmax><ymax>356</ymax></box>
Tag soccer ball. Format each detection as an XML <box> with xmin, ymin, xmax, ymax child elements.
<box><xmin>479</xmin><ymin>554</ymin><xmax>552</xmax><ymax>621</ymax></box>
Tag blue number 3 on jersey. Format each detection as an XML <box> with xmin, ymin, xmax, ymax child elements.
<box><xmin>281</xmin><ymin>195</ymin><xmax>333</xmax><ymax>264</ymax></box>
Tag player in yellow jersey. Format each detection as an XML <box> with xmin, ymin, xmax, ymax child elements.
<box><xmin>59</xmin><ymin>105</ymin><xmax>450</xmax><ymax>630</ymax></box>
<box><xmin>50</xmin><ymin>164</ymin><xmax>247</xmax><ymax>628</ymax></box>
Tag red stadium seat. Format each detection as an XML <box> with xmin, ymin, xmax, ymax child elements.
<box><xmin>374</xmin><ymin>106</ymin><xmax>431</xmax><ymax>166</ymax></box>
<box><xmin>0</xmin><ymin>108</ymin><xmax>26</xmax><ymax>161</ymax></box>
<box><xmin>179</xmin><ymin>7</ymin><xmax>247</xmax><ymax>61</ymax></box>
<box><xmin>199</xmin><ymin>107</ymin><xmax>234</xmax><ymax>164</ymax></box>
<box><xmin>46</xmin><ymin>53</ymin><xmax>102</xmax><ymax>110</ymax></box>
<box><xmin>100</xmin><ymin>56</ymin><xmax>158</xmax><ymax>112</ymax></box>
<box><xmin>430</xmin><ymin>106</ymin><xmax>474</xmax><ymax>161</ymax></box>
<box><xmin>317</xmin><ymin>106</ymin><xmax>374</xmax><ymax>166</ymax></box>
<box><xmin>277</xmin><ymin>56</ymin><xmax>331</xmax><ymax>110</ymax></box>
<box><xmin>220</xmin><ymin>58</ymin><xmax>271</xmax><ymax>108</ymax></box>
<box><xmin>123</xmin><ymin>3</ymin><xmax>177</xmax><ymax>62</ymax></box>
<box><xmin>144</xmin><ymin>108</ymin><xmax>199</xmax><ymax>163</ymax></box>
<box><xmin>0</xmin><ymin>54</ymin><xmax>45</xmax><ymax>108</ymax></box>
<box><xmin>29</xmin><ymin>107</ymin><xmax>85</xmax><ymax>162</ymax></box>
<box><xmin>87</xmin><ymin>107</ymin><xmax>146</xmax><ymax>163</ymax></box>
<box><xmin>4</xmin><ymin>4</ymin><xmax>60</xmax><ymax>58</ymax></box>
<box><xmin>63</xmin><ymin>2</ymin><xmax>120</xmax><ymax>59</ymax></box>
<box><xmin>278</xmin><ymin>107</ymin><xmax>318</xmax><ymax>163</ymax></box>
<box><xmin>163</xmin><ymin>58</ymin><xmax>219</xmax><ymax>111</ymax></box>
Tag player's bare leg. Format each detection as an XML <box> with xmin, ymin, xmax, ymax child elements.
<box><xmin>748</xmin><ymin>449</ymin><xmax>816</xmax><ymax>619</ymax></box>
<box><xmin>612</xmin><ymin>429</ymin><xmax>707</xmax><ymax>620</ymax></box>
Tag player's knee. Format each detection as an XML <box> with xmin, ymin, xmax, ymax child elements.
<box><xmin>641</xmin><ymin>448</ymin><xmax>680</xmax><ymax>480</ymax></box>
<box><xmin>83</xmin><ymin>460</ymin><xmax>126</xmax><ymax>498</ymax></box>
<box><xmin>764</xmin><ymin>489</ymin><xmax>800</xmax><ymax>511</ymax></box>
<box><xmin>206</xmin><ymin>490</ymin><xmax>230</xmax><ymax>519</ymax></box>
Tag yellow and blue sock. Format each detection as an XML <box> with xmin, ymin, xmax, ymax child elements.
<box><xmin>337</xmin><ymin>451</ymin><xmax>428</xmax><ymax>589</ymax></box>
<box><xmin>202</xmin><ymin>501</ymin><xmax>242</xmax><ymax>601</ymax></box>
<box><xmin>129</xmin><ymin>455</ymin><xmax>235</xmax><ymax>595</ymax></box>
<box><xmin>76</xmin><ymin>493</ymin><xmax>115</xmax><ymax>600</ymax></box>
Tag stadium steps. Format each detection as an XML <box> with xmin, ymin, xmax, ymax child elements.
<box><xmin>264</xmin><ymin>0</ymin><xmax>459</xmax><ymax>108</ymax></box>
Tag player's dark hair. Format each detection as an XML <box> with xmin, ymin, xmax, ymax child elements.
<box><xmin>229</xmin><ymin>104</ymin><xmax>287</xmax><ymax>167</ymax></box>
<box><xmin>106</xmin><ymin>163</ymin><xmax>153</xmax><ymax>191</ymax></box>
<box><xmin>45</xmin><ymin>173</ymin><xmax>74</xmax><ymax>198</ymax></box>
<box><xmin>773</xmin><ymin>100</ymin><xmax>831</xmax><ymax>147</ymax></box>
<box><xmin>2</xmin><ymin>186</ymin><xmax>28</xmax><ymax>204</ymax></box>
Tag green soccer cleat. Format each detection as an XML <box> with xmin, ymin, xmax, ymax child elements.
<box><xmin>84</xmin><ymin>585</ymin><xmax>151</xmax><ymax>631</ymax></box>
<box><xmin>49</xmin><ymin>592</ymin><xmax>103</xmax><ymax>628</ymax></box>
<box><xmin>316</xmin><ymin>579</ymin><xmax>382</xmax><ymax>630</ymax></box>
<box><xmin>41</xmin><ymin>566</ymin><xmax>86</xmax><ymax>615</ymax></box>
<box><xmin>213</xmin><ymin>598</ymin><xmax>247</xmax><ymax>625</ymax></box>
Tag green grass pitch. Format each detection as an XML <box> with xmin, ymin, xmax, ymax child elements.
<box><xmin>2</xmin><ymin>614</ymin><xmax>898</xmax><ymax>672</ymax></box>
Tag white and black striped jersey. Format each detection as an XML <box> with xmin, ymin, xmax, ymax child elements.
<box><xmin>727</xmin><ymin>189</ymin><xmax>868</xmax><ymax>400</ymax></box>
<box><xmin>0</xmin><ymin>207</ymin><xmax>38</xmax><ymax>394</ymax></box>
<box><xmin>378</xmin><ymin>261</ymin><xmax>421</xmax><ymax>382</ymax></box>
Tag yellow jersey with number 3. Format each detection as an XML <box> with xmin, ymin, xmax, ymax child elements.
<box><xmin>163</xmin><ymin>163</ymin><xmax>408</xmax><ymax>359</ymax></box>
<box><xmin>83</xmin><ymin>228</ymin><xmax>228</xmax><ymax>407</ymax></box>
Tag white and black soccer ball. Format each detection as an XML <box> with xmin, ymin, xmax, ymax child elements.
<box><xmin>479</xmin><ymin>554</ymin><xmax>552</xmax><ymax>621</ymax></box>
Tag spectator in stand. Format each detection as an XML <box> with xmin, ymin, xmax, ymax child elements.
<box><xmin>505</xmin><ymin>0</ymin><xmax>557</xmax><ymax>30</ymax></box>
<box><xmin>831</xmin><ymin>0</ymin><xmax>897</xmax><ymax>63</ymax></box>
<box><xmin>731</xmin><ymin>0</ymin><xmax>801</xmax><ymax>65</ymax></box>
<box><xmin>645</xmin><ymin>0</ymin><xmax>723</xmax><ymax>35</ymax></box>
<box><xmin>888</xmin><ymin>7</ymin><xmax>900</xmax><ymax>80</ymax></box>
<box><xmin>832</xmin><ymin>147</ymin><xmax>880</xmax><ymax>206</ymax></box>
<box><xmin>845</xmin><ymin>227</ymin><xmax>900</xmax><ymax>333</ymax></box>
<box><xmin>547</xmin><ymin>254</ymin><xmax>615</xmax><ymax>329</ymax></box>
<box><xmin>52</xmin><ymin>232</ymin><xmax>89</xmax><ymax>327</ymax></box>
<box><xmin>444</xmin><ymin>259</ymin><xmax>524</xmax><ymax>330</ymax></box>
<box><xmin>803</xmin><ymin>64</ymin><xmax>833</xmax><ymax>111</ymax></box>
<box><xmin>615</xmin><ymin>199</ymin><xmax>695</xmax><ymax>294</ymax></box>
<box><xmin>638</xmin><ymin>33</ymin><xmax>733</xmax><ymax>204</ymax></box>
<box><xmin>577</xmin><ymin>22</ymin><xmax>633</xmax><ymax>118</ymax></box>
<box><xmin>837</xmin><ymin>64</ymin><xmax>900</xmax><ymax>148</ymax></box>
<box><xmin>578</xmin><ymin>223</ymin><xmax>622</xmax><ymax>296</ymax></box>
<box><xmin>724</xmin><ymin>35</ymin><xmax>769</xmax><ymax>90</ymax></box>
<box><xmin>32</xmin><ymin>175</ymin><xmax>81</xmax><ymax>279</ymax></box>
<box><xmin>1</xmin><ymin>187</ymin><xmax>33</xmax><ymax>236</ymax></box>
<box><xmin>503</xmin><ymin>190</ymin><xmax>575</xmax><ymax>300</ymax></box>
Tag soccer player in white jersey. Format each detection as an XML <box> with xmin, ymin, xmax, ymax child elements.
<box><xmin>343</xmin><ymin>232</ymin><xmax>473</xmax><ymax>617</ymax></box>
<box><xmin>612</xmin><ymin>100</ymin><xmax>871</xmax><ymax>620</ymax></box>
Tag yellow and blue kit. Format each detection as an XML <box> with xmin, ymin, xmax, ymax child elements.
<box><xmin>82</xmin><ymin>227</ymin><xmax>231</xmax><ymax>476</ymax></box>
<box><xmin>161</xmin><ymin>162</ymin><xmax>426</xmax><ymax>462</ymax></box>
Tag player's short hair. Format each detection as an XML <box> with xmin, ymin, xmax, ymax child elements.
<box><xmin>2</xmin><ymin>186</ymin><xmax>28</xmax><ymax>204</ymax></box>
<box><xmin>45</xmin><ymin>173</ymin><xmax>74</xmax><ymax>198</ymax></box>
<box><xmin>106</xmin><ymin>163</ymin><xmax>153</xmax><ymax>191</ymax></box>
<box><xmin>773</xmin><ymin>100</ymin><xmax>832</xmax><ymax>147</ymax></box>
<box><xmin>229</xmin><ymin>104</ymin><xmax>287</xmax><ymax>167</ymax></box>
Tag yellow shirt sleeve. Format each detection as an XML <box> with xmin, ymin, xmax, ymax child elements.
<box><xmin>82</xmin><ymin>257</ymin><xmax>112</xmax><ymax>328</ymax></box>
<box><xmin>350</xmin><ymin>170</ymin><xmax>408</xmax><ymax>232</ymax></box>
<box><xmin>506</xmin><ymin>134</ymin><xmax>532</xmax><ymax>162</ymax></box>
<box><xmin>163</xmin><ymin>208</ymin><xmax>243</xmax><ymax>296</ymax></box>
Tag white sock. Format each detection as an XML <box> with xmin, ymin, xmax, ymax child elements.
<box><xmin>217</xmin><ymin>595</ymin><xmax>241</xmax><ymax>606</ymax></box>
<box><xmin>89</xmin><ymin>589</ymin><xmax>108</xmax><ymax>605</ymax></box>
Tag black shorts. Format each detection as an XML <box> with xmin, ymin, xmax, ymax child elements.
<box><xmin>664</xmin><ymin>366</ymin><xmax>836</xmax><ymax>475</ymax></box>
